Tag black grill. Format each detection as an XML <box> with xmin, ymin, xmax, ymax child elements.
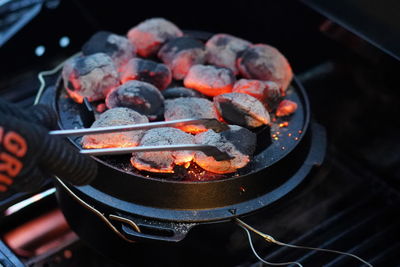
<box><xmin>1</xmin><ymin>0</ymin><xmax>400</xmax><ymax>266</ymax></box>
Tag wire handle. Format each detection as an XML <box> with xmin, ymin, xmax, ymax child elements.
<box><xmin>234</xmin><ymin>218</ymin><xmax>373</xmax><ymax>267</ymax></box>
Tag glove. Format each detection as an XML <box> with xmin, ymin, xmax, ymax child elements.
<box><xmin>0</xmin><ymin>98</ymin><xmax>98</xmax><ymax>196</ymax></box>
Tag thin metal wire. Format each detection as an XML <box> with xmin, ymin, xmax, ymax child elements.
<box><xmin>234</xmin><ymin>218</ymin><xmax>373</xmax><ymax>267</ymax></box>
<box><xmin>238</xmin><ymin>223</ymin><xmax>303</xmax><ymax>267</ymax></box>
<box><xmin>34</xmin><ymin>52</ymin><xmax>81</xmax><ymax>105</ymax></box>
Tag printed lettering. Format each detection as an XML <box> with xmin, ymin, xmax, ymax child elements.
<box><xmin>0</xmin><ymin>152</ymin><xmax>23</xmax><ymax>177</ymax></box>
<box><xmin>0</xmin><ymin>173</ymin><xmax>12</xmax><ymax>185</ymax></box>
<box><xmin>0</xmin><ymin>184</ymin><xmax>7</xmax><ymax>192</ymax></box>
<box><xmin>4</xmin><ymin>131</ymin><xmax>27</xmax><ymax>157</ymax></box>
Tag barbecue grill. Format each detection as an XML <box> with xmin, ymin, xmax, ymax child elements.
<box><xmin>1</xmin><ymin>0</ymin><xmax>400</xmax><ymax>266</ymax></box>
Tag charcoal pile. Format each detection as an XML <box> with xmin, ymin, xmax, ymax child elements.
<box><xmin>62</xmin><ymin>17</ymin><xmax>298</xmax><ymax>179</ymax></box>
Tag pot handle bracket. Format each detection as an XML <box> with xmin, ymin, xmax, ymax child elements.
<box><xmin>109</xmin><ymin>213</ymin><xmax>197</xmax><ymax>243</ymax></box>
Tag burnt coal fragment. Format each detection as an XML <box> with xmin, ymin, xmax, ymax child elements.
<box><xmin>82</xmin><ymin>107</ymin><xmax>148</xmax><ymax>149</ymax></box>
<box><xmin>105</xmin><ymin>80</ymin><xmax>164</xmax><ymax>119</ymax></box>
<box><xmin>164</xmin><ymin>97</ymin><xmax>219</xmax><ymax>133</ymax></box>
<box><xmin>158</xmin><ymin>37</ymin><xmax>206</xmax><ymax>80</ymax></box>
<box><xmin>194</xmin><ymin>125</ymin><xmax>256</xmax><ymax>174</ymax></box>
<box><xmin>214</xmin><ymin>92</ymin><xmax>270</xmax><ymax>128</ymax></box>
<box><xmin>127</xmin><ymin>18</ymin><xmax>183</xmax><ymax>57</ymax></box>
<box><xmin>62</xmin><ymin>53</ymin><xmax>120</xmax><ymax>103</ymax></box>
<box><xmin>120</xmin><ymin>58</ymin><xmax>172</xmax><ymax>90</ymax></box>
<box><xmin>237</xmin><ymin>44</ymin><xmax>293</xmax><ymax>93</ymax></box>
<box><xmin>276</xmin><ymin>100</ymin><xmax>298</xmax><ymax>117</ymax></box>
<box><xmin>82</xmin><ymin>31</ymin><xmax>136</xmax><ymax>69</ymax></box>
<box><xmin>184</xmin><ymin>65</ymin><xmax>235</xmax><ymax>97</ymax></box>
<box><xmin>264</xmin><ymin>81</ymin><xmax>282</xmax><ymax>111</ymax></box>
<box><xmin>206</xmin><ymin>33</ymin><xmax>251</xmax><ymax>75</ymax></box>
<box><xmin>162</xmin><ymin>87</ymin><xmax>205</xmax><ymax>99</ymax></box>
<box><xmin>130</xmin><ymin>127</ymin><xmax>195</xmax><ymax>174</ymax></box>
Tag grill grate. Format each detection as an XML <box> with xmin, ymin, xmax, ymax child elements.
<box><xmin>240</xmin><ymin>154</ymin><xmax>400</xmax><ymax>267</ymax></box>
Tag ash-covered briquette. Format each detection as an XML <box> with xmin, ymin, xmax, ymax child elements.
<box><xmin>214</xmin><ymin>92</ymin><xmax>270</xmax><ymax>128</ymax></box>
<box><xmin>82</xmin><ymin>31</ymin><xmax>136</xmax><ymax>69</ymax></box>
<box><xmin>127</xmin><ymin>18</ymin><xmax>183</xmax><ymax>58</ymax></box>
<box><xmin>62</xmin><ymin>53</ymin><xmax>120</xmax><ymax>103</ymax></box>
<box><xmin>158</xmin><ymin>37</ymin><xmax>206</xmax><ymax>80</ymax></box>
<box><xmin>120</xmin><ymin>58</ymin><xmax>172</xmax><ymax>90</ymax></box>
<box><xmin>194</xmin><ymin>125</ymin><xmax>256</xmax><ymax>174</ymax></box>
<box><xmin>164</xmin><ymin>97</ymin><xmax>219</xmax><ymax>133</ymax></box>
<box><xmin>205</xmin><ymin>33</ymin><xmax>251</xmax><ymax>75</ymax></box>
<box><xmin>130</xmin><ymin>127</ymin><xmax>195</xmax><ymax>174</ymax></box>
<box><xmin>233</xmin><ymin>79</ymin><xmax>282</xmax><ymax>110</ymax></box>
<box><xmin>82</xmin><ymin>107</ymin><xmax>148</xmax><ymax>149</ymax></box>
<box><xmin>183</xmin><ymin>65</ymin><xmax>235</xmax><ymax>97</ymax></box>
<box><xmin>264</xmin><ymin>81</ymin><xmax>282</xmax><ymax>111</ymax></box>
<box><xmin>276</xmin><ymin>99</ymin><xmax>298</xmax><ymax>117</ymax></box>
<box><xmin>237</xmin><ymin>44</ymin><xmax>293</xmax><ymax>93</ymax></box>
<box><xmin>105</xmin><ymin>80</ymin><xmax>164</xmax><ymax>119</ymax></box>
<box><xmin>162</xmin><ymin>87</ymin><xmax>205</xmax><ymax>99</ymax></box>
<box><xmin>232</xmin><ymin>79</ymin><xmax>270</xmax><ymax>101</ymax></box>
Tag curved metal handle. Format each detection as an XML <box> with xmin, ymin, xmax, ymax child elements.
<box><xmin>109</xmin><ymin>213</ymin><xmax>196</xmax><ymax>243</ymax></box>
<box><xmin>57</xmin><ymin>178</ymin><xmax>196</xmax><ymax>243</ymax></box>
<box><xmin>306</xmin><ymin>122</ymin><xmax>327</xmax><ymax>167</ymax></box>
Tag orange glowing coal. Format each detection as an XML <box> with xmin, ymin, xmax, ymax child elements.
<box><xmin>276</xmin><ymin>100</ymin><xmax>298</xmax><ymax>117</ymax></box>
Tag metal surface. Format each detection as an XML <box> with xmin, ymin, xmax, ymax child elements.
<box><xmin>49</xmin><ymin>118</ymin><xmax>229</xmax><ymax>136</ymax></box>
<box><xmin>81</xmin><ymin>144</ymin><xmax>233</xmax><ymax>161</ymax></box>
<box><xmin>301</xmin><ymin>0</ymin><xmax>400</xmax><ymax>61</ymax></box>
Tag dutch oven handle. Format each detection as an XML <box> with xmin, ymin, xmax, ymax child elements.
<box><xmin>108</xmin><ymin>213</ymin><xmax>197</xmax><ymax>243</ymax></box>
<box><xmin>56</xmin><ymin>177</ymin><xmax>196</xmax><ymax>243</ymax></box>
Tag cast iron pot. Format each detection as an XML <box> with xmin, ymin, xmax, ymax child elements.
<box><xmin>36</xmin><ymin>32</ymin><xmax>326</xmax><ymax>263</ymax></box>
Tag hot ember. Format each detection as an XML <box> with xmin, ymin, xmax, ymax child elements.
<box><xmin>130</xmin><ymin>127</ymin><xmax>194</xmax><ymax>174</ymax></box>
<box><xmin>164</xmin><ymin>97</ymin><xmax>219</xmax><ymax>133</ymax></box>
<box><xmin>184</xmin><ymin>64</ymin><xmax>235</xmax><ymax>97</ymax></box>
<box><xmin>205</xmin><ymin>33</ymin><xmax>251</xmax><ymax>75</ymax></box>
<box><xmin>127</xmin><ymin>18</ymin><xmax>183</xmax><ymax>57</ymax></box>
<box><xmin>65</xmin><ymin>17</ymin><xmax>300</xmax><ymax>179</ymax></box>
<box><xmin>82</xmin><ymin>107</ymin><xmax>148</xmax><ymax>149</ymax></box>
<box><xmin>82</xmin><ymin>31</ymin><xmax>136</xmax><ymax>70</ymax></box>
<box><xmin>62</xmin><ymin>53</ymin><xmax>120</xmax><ymax>103</ymax></box>
<box><xmin>194</xmin><ymin>125</ymin><xmax>256</xmax><ymax>174</ymax></box>
<box><xmin>214</xmin><ymin>92</ymin><xmax>270</xmax><ymax>128</ymax></box>
<box><xmin>120</xmin><ymin>58</ymin><xmax>172</xmax><ymax>90</ymax></box>
<box><xmin>105</xmin><ymin>80</ymin><xmax>164</xmax><ymax>120</ymax></box>
<box><xmin>276</xmin><ymin>100</ymin><xmax>298</xmax><ymax>117</ymax></box>
<box><xmin>158</xmin><ymin>36</ymin><xmax>206</xmax><ymax>80</ymax></box>
<box><xmin>237</xmin><ymin>44</ymin><xmax>293</xmax><ymax>93</ymax></box>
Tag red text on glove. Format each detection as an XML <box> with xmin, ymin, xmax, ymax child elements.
<box><xmin>0</xmin><ymin>127</ymin><xmax>27</xmax><ymax>192</ymax></box>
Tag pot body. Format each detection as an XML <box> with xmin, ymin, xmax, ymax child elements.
<box><xmin>54</xmin><ymin>122</ymin><xmax>326</xmax><ymax>265</ymax></box>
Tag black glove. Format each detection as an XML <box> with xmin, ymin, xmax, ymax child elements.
<box><xmin>0</xmin><ymin>98</ymin><xmax>97</xmax><ymax>196</ymax></box>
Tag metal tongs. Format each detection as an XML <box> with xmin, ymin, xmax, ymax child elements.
<box><xmin>50</xmin><ymin>118</ymin><xmax>233</xmax><ymax>161</ymax></box>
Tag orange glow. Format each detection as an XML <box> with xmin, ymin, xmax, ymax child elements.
<box><xmin>127</xmin><ymin>30</ymin><xmax>162</xmax><ymax>58</ymax></box>
<box><xmin>65</xmin><ymin>89</ymin><xmax>84</xmax><ymax>104</ymax></box>
<box><xmin>276</xmin><ymin>100</ymin><xmax>298</xmax><ymax>117</ymax></box>
<box><xmin>82</xmin><ymin>132</ymin><xmax>140</xmax><ymax>149</ymax></box>
<box><xmin>131</xmin><ymin>159</ymin><xmax>175</xmax><ymax>173</ymax></box>
<box><xmin>233</xmin><ymin>79</ymin><xmax>268</xmax><ymax>101</ymax></box>
<box><xmin>176</xmin><ymin>125</ymin><xmax>208</xmax><ymax>134</ymax></box>
<box><xmin>279</xmin><ymin>121</ymin><xmax>289</xmax><ymax>128</ymax></box>
<box><xmin>194</xmin><ymin>154</ymin><xmax>249</xmax><ymax>174</ymax></box>
<box><xmin>184</xmin><ymin>79</ymin><xmax>233</xmax><ymax>97</ymax></box>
